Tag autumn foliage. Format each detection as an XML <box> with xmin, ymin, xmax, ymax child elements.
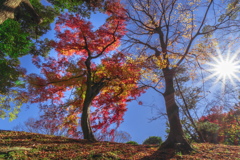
<box><xmin>26</xmin><ymin>0</ymin><xmax>145</xmax><ymax>140</ymax></box>
<box><xmin>198</xmin><ymin>105</ymin><xmax>240</xmax><ymax>145</ymax></box>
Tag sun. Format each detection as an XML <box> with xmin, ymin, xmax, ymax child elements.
<box><xmin>206</xmin><ymin>48</ymin><xmax>240</xmax><ymax>87</ymax></box>
<box><xmin>212</xmin><ymin>57</ymin><xmax>239</xmax><ymax>80</ymax></box>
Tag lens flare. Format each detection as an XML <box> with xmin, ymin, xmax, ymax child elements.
<box><xmin>206</xmin><ymin>48</ymin><xmax>240</xmax><ymax>87</ymax></box>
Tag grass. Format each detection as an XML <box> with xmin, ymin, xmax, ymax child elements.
<box><xmin>0</xmin><ymin>130</ymin><xmax>239</xmax><ymax>159</ymax></box>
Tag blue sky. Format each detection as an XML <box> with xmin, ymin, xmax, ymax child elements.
<box><xmin>0</xmin><ymin>11</ymin><xmax>168</xmax><ymax>144</ymax></box>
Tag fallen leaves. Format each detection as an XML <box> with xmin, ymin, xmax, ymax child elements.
<box><xmin>0</xmin><ymin>131</ymin><xmax>239</xmax><ymax>159</ymax></box>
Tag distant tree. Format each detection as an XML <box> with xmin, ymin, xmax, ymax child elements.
<box><xmin>126</xmin><ymin>141</ymin><xmax>138</xmax><ymax>145</ymax></box>
<box><xmin>96</xmin><ymin>130</ymin><xmax>132</xmax><ymax>143</ymax></box>
<box><xmin>196</xmin><ymin>121</ymin><xmax>219</xmax><ymax>144</ymax></box>
<box><xmin>12</xmin><ymin>117</ymin><xmax>72</xmax><ymax>137</ymax></box>
<box><xmin>197</xmin><ymin>105</ymin><xmax>240</xmax><ymax>145</ymax></box>
<box><xmin>143</xmin><ymin>136</ymin><xmax>163</xmax><ymax>145</ymax></box>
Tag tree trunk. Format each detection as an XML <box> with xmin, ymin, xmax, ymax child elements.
<box><xmin>159</xmin><ymin>68</ymin><xmax>193</xmax><ymax>154</ymax></box>
<box><xmin>81</xmin><ymin>96</ymin><xmax>97</xmax><ymax>142</ymax></box>
<box><xmin>81</xmin><ymin>57</ymin><xmax>97</xmax><ymax>142</ymax></box>
<box><xmin>81</xmin><ymin>57</ymin><xmax>109</xmax><ymax>142</ymax></box>
<box><xmin>0</xmin><ymin>0</ymin><xmax>42</xmax><ymax>25</ymax></box>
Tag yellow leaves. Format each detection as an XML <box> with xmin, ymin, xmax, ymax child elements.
<box><xmin>189</xmin><ymin>72</ymin><xmax>197</xmax><ymax>81</ymax></box>
<box><xmin>98</xmin><ymin>69</ymin><xmax>108</xmax><ymax>76</ymax></box>
<box><xmin>183</xmin><ymin>16</ymin><xmax>194</xmax><ymax>24</ymax></box>
<box><xmin>211</xmin><ymin>39</ymin><xmax>219</xmax><ymax>47</ymax></box>
<box><xmin>149</xmin><ymin>56</ymin><xmax>168</xmax><ymax>69</ymax></box>
<box><xmin>177</xmin><ymin>3</ymin><xmax>183</xmax><ymax>10</ymax></box>
<box><xmin>145</xmin><ymin>19</ymin><xmax>158</xmax><ymax>29</ymax></box>
<box><xmin>64</xmin><ymin>112</ymin><xmax>78</xmax><ymax>126</ymax></box>
<box><xmin>182</xmin><ymin>33</ymin><xmax>191</xmax><ymax>39</ymax></box>
<box><xmin>97</xmin><ymin>46</ymin><xmax>103</xmax><ymax>51</ymax></box>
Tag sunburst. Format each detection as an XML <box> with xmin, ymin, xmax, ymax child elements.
<box><xmin>205</xmin><ymin>47</ymin><xmax>240</xmax><ymax>89</ymax></box>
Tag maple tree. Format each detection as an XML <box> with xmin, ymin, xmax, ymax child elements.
<box><xmin>27</xmin><ymin>0</ymin><xmax>145</xmax><ymax>141</ymax></box>
<box><xmin>125</xmin><ymin>0</ymin><xmax>240</xmax><ymax>153</ymax></box>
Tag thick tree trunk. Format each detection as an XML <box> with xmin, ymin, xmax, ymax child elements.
<box><xmin>81</xmin><ymin>96</ymin><xmax>97</xmax><ymax>142</ymax></box>
<box><xmin>159</xmin><ymin>68</ymin><xmax>193</xmax><ymax>154</ymax></box>
<box><xmin>81</xmin><ymin>79</ymin><xmax>106</xmax><ymax>141</ymax></box>
<box><xmin>0</xmin><ymin>0</ymin><xmax>42</xmax><ymax>25</ymax></box>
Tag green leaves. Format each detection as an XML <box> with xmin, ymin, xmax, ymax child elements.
<box><xmin>0</xmin><ymin>19</ymin><xmax>33</xmax><ymax>59</ymax></box>
<box><xmin>201</xmin><ymin>25</ymin><xmax>214</xmax><ymax>38</ymax></box>
<box><xmin>15</xmin><ymin>80</ymin><xmax>24</xmax><ymax>86</ymax></box>
<box><xmin>0</xmin><ymin>88</ymin><xmax>28</xmax><ymax>121</ymax></box>
<box><xmin>0</xmin><ymin>60</ymin><xmax>26</xmax><ymax>94</ymax></box>
<box><xmin>46</xmin><ymin>0</ymin><xmax>104</xmax><ymax>18</ymax></box>
<box><xmin>143</xmin><ymin>136</ymin><xmax>163</xmax><ymax>145</ymax></box>
<box><xmin>197</xmin><ymin>121</ymin><xmax>220</xmax><ymax>133</ymax></box>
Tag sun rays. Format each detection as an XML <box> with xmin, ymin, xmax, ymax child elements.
<box><xmin>205</xmin><ymin>46</ymin><xmax>240</xmax><ymax>90</ymax></box>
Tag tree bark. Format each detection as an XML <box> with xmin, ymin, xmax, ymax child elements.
<box><xmin>159</xmin><ymin>68</ymin><xmax>193</xmax><ymax>153</ymax></box>
<box><xmin>81</xmin><ymin>79</ymin><xmax>106</xmax><ymax>141</ymax></box>
<box><xmin>81</xmin><ymin>96</ymin><xmax>97</xmax><ymax>142</ymax></box>
<box><xmin>0</xmin><ymin>0</ymin><xmax>42</xmax><ymax>25</ymax></box>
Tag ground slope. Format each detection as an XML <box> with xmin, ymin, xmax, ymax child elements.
<box><xmin>0</xmin><ymin>130</ymin><xmax>239</xmax><ymax>159</ymax></box>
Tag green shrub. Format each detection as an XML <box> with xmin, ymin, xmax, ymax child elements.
<box><xmin>197</xmin><ymin>121</ymin><xmax>220</xmax><ymax>143</ymax></box>
<box><xmin>126</xmin><ymin>141</ymin><xmax>138</xmax><ymax>145</ymax></box>
<box><xmin>143</xmin><ymin>136</ymin><xmax>163</xmax><ymax>145</ymax></box>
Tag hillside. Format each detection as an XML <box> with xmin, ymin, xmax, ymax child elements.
<box><xmin>0</xmin><ymin>130</ymin><xmax>239</xmax><ymax>159</ymax></box>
